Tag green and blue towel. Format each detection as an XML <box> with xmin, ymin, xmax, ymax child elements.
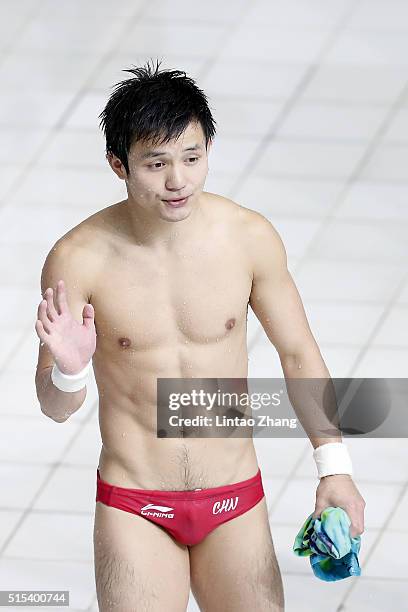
<box><xmin>293</xmin><ymin>506</ymin><xmax>361</xmax><ymax>581</ymax></box>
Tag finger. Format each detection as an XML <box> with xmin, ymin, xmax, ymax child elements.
<box><xmin>82</xmin><ymin>303</ymin><xmax>95</xmax><ymax>325</ymax></box>
<box><xmin>38</xmin><ymin>293</ymin><xmax>53</xmax><ymax>320</ymax></box>
<box><xmin>347</xmin><ymin>509</ymin><xmax>364</xmax><ymax>537</ymax></box>
<box><xmin>35</xmin><ymin>319</ymin><xmax>50</xmax><ymax>341</ymax></box>
<box><xmin>349</xmin><ymin>521</ymin><xmax>364</xmax><ymax>538</ymax></box>
<box><xmin>56</xmin><ymin>279</ymin><xmax>69</xmax><ymax>315</ymax></box>
<box><xmin>350</xmin><ymin>527</ymin><xmax>363</xmax><ymax>538</ymax></box>
<box><xmin>37</xmin><ymin>299</ymin><xmax>44</xmax><ymax>320</ymax></box>
<box><xmin>44</xmin><ymin>287</ymin><xmax>58</xmax><ymax>320</ymax></box>
<box><xmin>312</xmin><ymin>506</ymin><xmax>325</xmax><ymax>519</ymax></box>
<box><xmin>37</xmin><ymin>300</ymin><xmax>52</xmax><ymax>333</ymax></box>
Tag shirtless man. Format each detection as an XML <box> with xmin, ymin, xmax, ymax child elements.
<box><xmin>34</xmin><ymin>61</ymin><xmax>365</xmax><ymax>611</ymax></box>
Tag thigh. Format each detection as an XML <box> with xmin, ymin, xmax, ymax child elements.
<box><xmin>189</xmin><ymin>497</ymin><xmax>284</xmax><ymax>612</ymax></box>
<box><xmin>94</xmin><ymin>501</ymin><xmax>190</xmax><ymax>612</ymax></box>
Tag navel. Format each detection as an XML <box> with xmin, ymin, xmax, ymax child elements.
<box><xmin>118</xmin><ymin>337</ymin><xmax>131</xmax><ymax>348</ymax></box>
<box><xmin>225</xmin><ymin>318</ymin><xmax>236</xmax><ymax>330</ymax></box>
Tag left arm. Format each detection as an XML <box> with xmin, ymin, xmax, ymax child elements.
<box><xmin>243</xmin><ymin>208</ymin><xmax>365</xmax><ymax>535</ymax></box>
<box><xmin>246</xmin><ymin>208</ymin><xmax>338</xmax><ymax>449</ymax></box>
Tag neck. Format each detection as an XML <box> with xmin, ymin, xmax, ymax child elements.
<box><xmin>122</xmin><ymin>192</ymin><xmax>206</xmax><ymax>250</ymax></box>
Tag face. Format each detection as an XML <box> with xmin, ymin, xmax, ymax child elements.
<box><xmin>107</xmin><ymin>121</ymin><xmax>211</xmax><ymax>223</ymax></box>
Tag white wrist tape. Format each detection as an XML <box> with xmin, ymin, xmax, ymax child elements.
<box><xmin>51</xmin><ymin>360</ymin><xmax>92</xmax><ymax>392</ymax></box>
<box><xmin>313</xmin><ymin>442</ymin><xmax>353</xmax><ymax>478</ymax></box>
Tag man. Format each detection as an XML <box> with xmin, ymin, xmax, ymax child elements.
<box><xmin>35</xmin><ymin>60</ymin><xmax>365</xmax><ymax>611</ymax></box>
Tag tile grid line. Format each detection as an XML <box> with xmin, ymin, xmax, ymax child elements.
<box><xmin>54</xmin><ymin>90</ymin><xmax>408</xmax><ymax>109</ymax></box>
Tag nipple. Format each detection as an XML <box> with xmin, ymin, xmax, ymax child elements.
<box><xmin>119</xmin><ymin>337</ymin><xmax>131</xmax><ymax>348</ymax></box>
<box><xmin>225</xmin><ymin>318</ymin><xmax>236</xmax><ymax>330</ymax></box>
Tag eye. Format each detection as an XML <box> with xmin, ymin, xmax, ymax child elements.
<box><xmin>148</xmin><ymin>157</ymin><xmax>200</xmax><ymax>169</ymax></box>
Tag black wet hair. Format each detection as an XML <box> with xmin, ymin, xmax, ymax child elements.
<box><xmin>98</xmin><ymin>58</ymin><xmax>217</xmax><ymax>175</ymax></box>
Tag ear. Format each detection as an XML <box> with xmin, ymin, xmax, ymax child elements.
<box><xmin>106</xmin><ymin>152</ymin><xmax>127</xmax><ymax>180</ymax></box>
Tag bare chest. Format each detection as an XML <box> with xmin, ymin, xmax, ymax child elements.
<box><xmin>91</xmin><ymin>236</ymin><xmax>252</xmax><ymax>353</ymax></box>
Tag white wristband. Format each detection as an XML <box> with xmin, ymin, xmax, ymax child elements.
<box><xmin>51</xmin><ymin>360</ymin><xmax>92</xmax><ymax>393</ymax></box>
<box><xmin>313</xmin><ymin>442</ymin><xmax>353</xmax><ymax>479</ymax></box>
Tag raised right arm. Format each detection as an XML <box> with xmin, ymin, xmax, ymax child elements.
<box><xmin>35</xmin><ymin>239</ymin><xmax>95</xmax><ymax>422</ymax></box>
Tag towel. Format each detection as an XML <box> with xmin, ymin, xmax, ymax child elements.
<box><xmin>293</xmin><ymin>506</ymin><xmax>361</xmax><ymax>581</ymax></box>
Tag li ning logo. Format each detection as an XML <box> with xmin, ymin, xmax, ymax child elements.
<box><xmin>212</xmin><ymin>496</ymin><xmax>239</xmax><ymax>515</ymax></box>
<box><xmin>141</xmin><ymin>503</ymin><xmax>175</xmax><ymax>519</ymax></box>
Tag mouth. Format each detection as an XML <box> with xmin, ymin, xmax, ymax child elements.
<box><xmin>163</xmin><ymin>195</ymin><xmax>190</xmax><ymax>207</ymax></box>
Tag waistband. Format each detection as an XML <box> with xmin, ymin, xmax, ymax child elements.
<box><xmin>96</xmin><ymin>467</ymin><xmax>263</xmax><ymax>500</ymax></box>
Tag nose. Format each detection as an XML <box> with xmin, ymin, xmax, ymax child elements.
<box><xmin>165</xmin><ymin>166</ymin><xmax>186</xmax><ymax>192</ymax></box>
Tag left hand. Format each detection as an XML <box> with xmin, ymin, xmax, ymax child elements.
<box><xmin>312</xmin><ymin>474</ymin><xmax>366</xmax><ymax>538</ymax></box>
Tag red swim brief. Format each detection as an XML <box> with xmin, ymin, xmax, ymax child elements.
<box><xmin>96</xmin><ymin>467</ymin><xmax>265</xmax><ymax>546</ymax></box>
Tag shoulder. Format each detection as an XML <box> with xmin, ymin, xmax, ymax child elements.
<box><xmin>56</xmin><ymin>201</ymin><xmax>122</xmax><ymax>256</ymax></box>
<box><xmin>208</xmin><ymin>193</ymin><xmax>286</xmax><ymax>254</ymax></box>
<box><xmin>45</xmin><ymin>204</ymin><xmax>119</xmax><ymax>297</ymax></box>
<box><xmin>212</xmin><ymin>195</ymin><xmax>288</xmax><ymax>282</ymax></box>
<box><xmin>204</xmin><ymin>191</ymin><xmax>263</xmax><ymax>233</ymax></box>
